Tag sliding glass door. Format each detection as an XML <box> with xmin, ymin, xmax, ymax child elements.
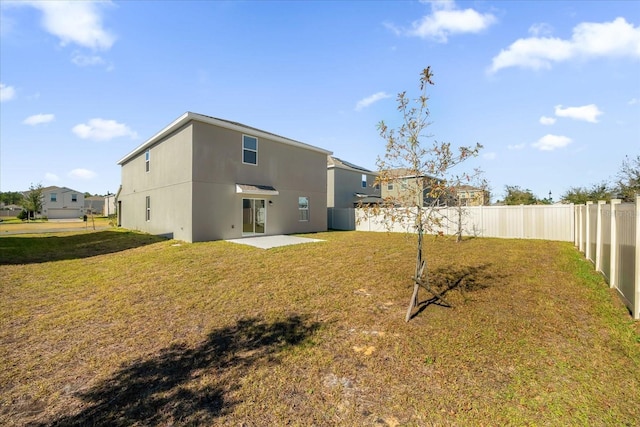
<box><xmin>242</xmin><ymin>198</ymin><xmax>266</xmax><ymax>235</ymax></box>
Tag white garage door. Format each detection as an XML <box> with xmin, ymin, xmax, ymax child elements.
<box><xmin>47</xmin><ymin>209</ymin><xmax>81</xmax><ymax>219</ymax></box>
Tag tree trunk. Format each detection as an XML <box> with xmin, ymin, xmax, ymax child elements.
<box><xmin>406</xmin><ymin>222</ymin><xmax>424</xmax><ymax>322</ymax></box>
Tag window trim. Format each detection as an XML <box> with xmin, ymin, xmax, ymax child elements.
<box><xmin>145</xmin><ymin>196</ymin><xmax>151</xmax><ymax>221</ymax></box>
<box><xmin>145</xmin><ymin>149</ymin><xmax>150</xmax><ymax>172</ymax></box>
<box><xmin>242</xmin><ymin>135</ymin><xmax>258</xmax><ymax>165</ymax></box>
<box><xmin>298</xmin><ymin>196</ymin><xmax>309</xmax><ymax>222</ymax></box>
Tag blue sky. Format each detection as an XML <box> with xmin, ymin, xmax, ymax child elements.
<box><xmin>1</xmin><ymin>0</ymin><xmax>639</xmax><ymax>201</ymax></box>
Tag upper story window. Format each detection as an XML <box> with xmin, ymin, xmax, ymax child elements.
<box><xmin>71</xmin><ymin>194</ymin><xmax>77</xmax><ymax>202</ymax></box>
<box><xmin>243</xmin><ymin>135</ymin><xmax>258</xmax><ymax>165</ymax></box>
<box><xmin>387</xmin><ymin>183</ymin><xmax>394</xmax><ymax>191</ymax></box>
<box><xmin>361</xmin><ymin>174</ymin><xmax>367</xmax><ymax>188</ymax></box>
<box><xmin>145</xmin><ymin>149</ymin><xmax>150</xmax><ymax>172</ymax></box>
<box><xmin>50</xmin><ymin>193</ymin><xmax>57</xmax><ymax>202</ymax></box>
<box><xmin>298</xmin><ymin>196</ymin><xmax>309</xmax><ymax>221</ymax></box>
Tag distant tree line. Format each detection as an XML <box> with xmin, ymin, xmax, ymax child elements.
<box><xmin>499</xmin><ymin>154</ymin><xmax>639</xmax><ymax>205</ymax></box>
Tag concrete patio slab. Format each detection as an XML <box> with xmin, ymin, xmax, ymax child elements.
<box><xmin>225</xmin><ymin>235</ymin><xmax>324</xmax><ymax>249</ymax></box>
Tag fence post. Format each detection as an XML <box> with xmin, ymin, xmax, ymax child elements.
<box><xmin>635</xmin><ymin>195</ymin><xmax>640</xmax><ymax>320</ymax></box>
<box><xmin>609</xmin><ymin>199</ymin><xmax>621</xmax><ymax>289</ymax></box>
<box><xmin>578</xmin><ymin>205</ymin><xmax>585</xmax><ymax>253</ymax></box>
<box><xmin>585</xmin><ymin>201</ymin><xmax>593</xmax><ymax>260</ymax></box>
<box><xmin>595</xmin><ymin>201</ymin><xmax>606</xmax><ymax>272</ymax></box>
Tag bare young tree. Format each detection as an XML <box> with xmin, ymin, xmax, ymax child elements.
<box><xmin>367</xmin><ymin>67</ymin><xmax>482</xmax><ymax>321</ymax></box>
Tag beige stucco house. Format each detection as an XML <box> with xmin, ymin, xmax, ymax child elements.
<box><xmin>117</xmin><ymin>112</ymin><xmax>331</xmax><ymax>242</ymax></box>
<box><xmin>380</xmin><ymin>169</ymin><xmax>445</xmax><ymax>207</ymax></box>
<box><xmin>39</xmin><ymin>186</ymin><xmax>85</xmax><ymax>219</ymax></box>
<box><xmin>454</xmin><ymin>185</ymin><xmax>490</xmax><ymax>206</ymax></box>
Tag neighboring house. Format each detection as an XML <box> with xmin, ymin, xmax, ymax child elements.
<box><xmin>327</xmin><ymin>156</ymin><xmax>380</xmax><ymax>208</ymax></box>
<box><xmin>0</xmin><ymin>204</ymin><xmax>22</xmax><ymax>218</ymax></box>
<box><xmin>117</xmin><ymin>112</ymin><xmax>332</xmax><ymax>242</ymax></box>
<box><xmin>39</xmin><ymin>186</ymin><xmax>85</xmax><ymax>219</ymax></box>
<box><xmin>454</xmin><ymin>185</ymin><xmax>490</xmax><ymax>206</ymax></box>
<box><xmin>104</xmin><ymin>193</ymin><xmax>116</xmax><ymax>217</ymax></box>
<box><xmin>85</xmin><ymin>196</ymin><xmax>105</xmax><ymax>216</ymax></box>
<box><xmin>380</xmin><ymin>169</ymin><xmax>445</xmax><ymax>207</ymax></box>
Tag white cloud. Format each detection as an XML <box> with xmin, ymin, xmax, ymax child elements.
<box><xmin>507</xmin><ymin>143</ymin><xmax>526</xmax><ymax>150</ymax></box>
<box><xmin>355</xmin><ymin>92</ymin><xmax>392</xmax><ymax>111</ymax></box>
<box><xmin>554</xmin><ymin>104</ymin><xmax>603</xmax><ymax>123</ymax></box>
<box><xmin>23</xmin><ymin>113</ymin><xmax>55</xmax><ymax>126</ymax></box>
<box><xmin>483</xmin><ymin>152</ymin><xmax>497</xmax><ymax>160</ymax></box>
<box><xmin>528</xmin><ymin>23</ymin><xmax>553</xmax><ymax>37</ymax></box>
<box><xmin>44</xmin><ymin>173</ymin><xmax>60</xmax><ymax>182</ymax></box>
<box><xmin>629</xmin><ymin>98</ymin><xmax>639</xmax><ymax>105</ymax></box>
<box><xmin>388</xmin><ymin>0</ymin><xmax>496</xmax><ymax>43</ymax></box>
<box><xmin>71</xmin><ymin>52</ymin><xmax>106</xmax><ymax>66</ymax></box>
<box><xmin>0</xmin><ymin>83</ymin><xmax>16</xmax><ymax>102</ymax></box>
<box><xmin>23</xmin><ymin>1</ymin><xmax>115</xmax><ymax>50</ymax></box>
<box><xmin>539</xmin><ymin>116</ymin><xmax>556</xmax><ymax>125</ymax></box>
<box><xmin>489</xmin><ymin>17</ymin><xmax>640</xmax><ymax>73</ymax></box>
<box><xmin>68</xmin><ymin>168</ymin><xmax>97</xmax><ymax>180</ymax></box>
<box><xmin>532</xmin><ymin>134</ymin><xmax>572</xmax><ymax>151</ymax></box>
<box><xmin>72</xmin><ymin>118</ymin><xmax>137</xmax><ymax>141</ymax></box>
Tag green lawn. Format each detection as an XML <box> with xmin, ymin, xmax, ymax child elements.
<box><xmin>1</xmin><ymin>230</ymin><xmax>639</xmax><ymax>426</ymax></box>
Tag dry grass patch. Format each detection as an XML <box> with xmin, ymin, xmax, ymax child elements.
<box><xmin>1</xmin><ymin>230</ymin><xmax>639</xmax><ymax>425</ymax></box>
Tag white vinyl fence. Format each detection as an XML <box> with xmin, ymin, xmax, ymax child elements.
<box><xmin>348</xmin><ymin>201</ymin><xmax>639</xmax><ymax>319</ymax></box>
<box><xmin>575</xmin><ymin>198</ymin><xmax>639</xmax><ymax>319</ymax></box>
<box><xmin>355</xmin><ymin>204</ymin><xmax>575</xmax><ymax>241</ymax></box>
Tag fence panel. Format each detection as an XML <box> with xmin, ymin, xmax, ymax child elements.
<box><xmin>328</xmin><ymin>208</ymin><xmax>356</xmax><ymax>231</ymax></box>
<box><xmin>587</xmin><ymin>203</ymin><xmax>598</xmax><ymax>264</ymax></box>
<box><xmin>355</xmin><ymin>205</ymin><xmax>574</xmax><ymax>241</ymax></box>
<box><xmin>615</xmin><ymin>203</ymin><xmax>636</xmax><ymax>314</ymax></box>
<box><xmin>600</xmin><ymin>204</ymin><xmax>612</xmax><ymax>281</ymax></box>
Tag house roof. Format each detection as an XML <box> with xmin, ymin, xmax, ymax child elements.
<box><xmin>385</xmin><ymin>168</ymin><xmax>439</xmax><ymax>180</ymax></box>
<box><xmin>24</xmin><ymin>185</ymin><xmax>81</xmax><ymax>196</ymax></box>
<box><xmin>327</xmin><ymin>156</ymin><xmax>376</xmax><ymax>174</ymax></box>
<box><xmin>117</xmin><ymin>112</ymin><xmax>332</xmax><ymax>165</ymax></box>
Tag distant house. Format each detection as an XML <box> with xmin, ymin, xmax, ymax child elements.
<box><xmin>38</xmin><ymin>186</ymin><xmax>85</xmax><ymax>219</ymax></box>
<box><xmin>380</xmin><ymin>169</ymin><xmax>445</xmax><ymax>207</ymax></box>
<box><xmin>454</xmin><ymin>185</ymin><xmax>490</xmax><ymax>206</ymax></box>
<box><xmin>327</xmin><ymin>156</ymin><xmax>381</xmax><ymax>208</ymax></box>
<box><xmin>117</xmin><ymin>112</ymin><xmax>331</xmax><ymax>242</ymax></box>
<box><xmin>85</xmin><ymin>196</ymin><xmax>104</xmax><ymax>216</ymax></box>
<box><xmin>327</xmin><ymin>156</ymin><xmax>381</xmax><ymax>230</ymax></box>
<box><xmin>104</xmin><ymin>193</ymin><xmax>116</xmax><ymax>217</ymax></box>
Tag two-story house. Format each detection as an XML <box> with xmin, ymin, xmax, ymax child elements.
<box><xmin>117</xmin><ymin>112</ymin><xmax>331</xmax><ymax>242</ymax></box>
<box><xmin>327</xmin><ymin>156</ymin><xmax>380</xmax><ymax>208</ymax></box>
<box><xmin>327</xmin><ymin>156</ymin><xmax>381</xmax><ymax>230</ymax></box>
<box><xmin>38</xmin><ymin>186</ymin><xmax>84</xmax><ymax>219</ymax></box>
<box><xmin>380</xmin><ymin>169</ymin><xmax>446</xmax><ymax>207</ymax></box>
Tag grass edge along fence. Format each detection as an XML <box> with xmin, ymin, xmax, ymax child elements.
<box><xmin>349</xmin><ymin>200</ymin><xmax>639</xmax><ymax>319</ymax></box>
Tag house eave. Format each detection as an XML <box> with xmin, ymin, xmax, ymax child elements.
<box><xmin>117</xmin><ymin>112</ymin><xmax>332</xmax><ymax>166</ymax></box>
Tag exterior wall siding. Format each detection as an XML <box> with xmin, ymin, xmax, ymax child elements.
<box><xmin>119</xmin><ymin>123</ymin><xmax>194</xmax><ymax>241</ymax></box>
<box><xmin>118</xmin><ymin>115</ymin><xmax>328</xmax><ymax>243</ymax></box>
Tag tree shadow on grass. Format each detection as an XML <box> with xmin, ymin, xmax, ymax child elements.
<box><xmin>410</xmin><ymin>263</ymin><xmax>503</xmax><ymax>319</ymax></box>
<box><xmin>0</xmin><ymin>231</ymin><xmax>166</xmax><ymax>265</ymax></box>
<box><xmin>42</xmin><ymin>315</ymin><xmax>320</xmax><ymax>426</ymax></box>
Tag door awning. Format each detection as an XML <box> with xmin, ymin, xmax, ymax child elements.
<box><xmin>236</xmin><ymin>183</ymin><xmax>279</xmax><ymax>196</ymax></box>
